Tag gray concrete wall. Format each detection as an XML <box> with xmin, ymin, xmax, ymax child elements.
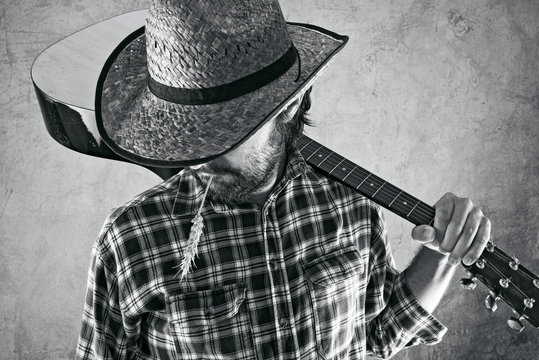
<box><xmin>1</xmin><ymin>0</ymin><xmax>537</xmax><ymax>359</ymax></box>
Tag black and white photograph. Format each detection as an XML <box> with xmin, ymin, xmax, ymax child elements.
<box><xmin>1</xmin><ymin>0</ymin><xmax>538</xmax><ymax>359</ymax></box>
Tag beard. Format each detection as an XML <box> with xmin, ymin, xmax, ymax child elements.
<box><xmin>190</xmin><ymin>123</ymin><xmax>289</xmax><ymax>204</ymax></box>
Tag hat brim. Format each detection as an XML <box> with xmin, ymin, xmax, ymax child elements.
<box><xmin>96</xmin><ymin>23</ymin><xmax>348</xmax><ymax>168</ymax></box>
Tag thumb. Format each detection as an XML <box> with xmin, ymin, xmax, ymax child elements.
<box><xmin>411</xmin><ymin>225</ymin><xmax>436</xmax><ymax>244</ymax></box>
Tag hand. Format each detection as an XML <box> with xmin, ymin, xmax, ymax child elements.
<box><xmin>411</xmin><ymin>192</ymin><xmax>491</xmax><ymax>266</ymax></box>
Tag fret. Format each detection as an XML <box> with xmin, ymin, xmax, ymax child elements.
<box><xmin>299</xmin><ymin>138</ymin><xmax>313</xmax><ymax>152</ymax></box>
<box><xmin>298</xmin><ymin>135</ymin><xmax>436</xmax><ymax>226</ymax></box>
<box><xmin>388</xmin><ymin>190</ymin><xmax>402</xmax><ymax>208</ymax></box>
<box><xmin>356</xmin><ymin>173</ymin><xmax>371</xmax><ymax>190</ymax></box>
<box><xmin>305</xmin><ymin>144</ymin><xmax>323</xmax><ymax>161</ymax></box>
<box><xmin>329</xmin><ymin>158</ymin><xmax>344</xmax><ymax>174</ymax></box>
<box><xmin>298</xmin><ymin>135</ymin><xmax>539</xmax><ymax>331</ymax></box>
<box><xmin>318</xmin><ymin>151</ymin><xmax>333</xmax><ymax>167</ymax></box>
<box><xmin>406</xmin><ymin>200</ymin><xmax>421</xmax><ymax>218</ymax></box>
<box><xmin>372</xmin><ymin>181</ymin><xmax>386</xmax><ymax>198</ymax></box>
<box><xmin>342</xmin><ymin>165</ymin><xmax>358</xmax><ymax>182</ymax></box>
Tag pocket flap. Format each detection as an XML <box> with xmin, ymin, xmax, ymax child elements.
<box><xmin>166</xmin><ymin>283</ymin><xmax>246</xmax><ymax>327</ymax></box>
<box><xmin>303</xmin><ymin>248</ymin><xmax>364</xmax><ymax>287</ymax></box>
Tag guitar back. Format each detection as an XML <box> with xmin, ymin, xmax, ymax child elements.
<box><xmin>31</xmin><ymin>9</ymin><xmax>180</xmax><ymax>180</ymax></box>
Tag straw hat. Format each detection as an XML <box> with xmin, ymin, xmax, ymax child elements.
<box><xmin>96</xmin><ymin>0</ymin><xmax>348</xmax><ymax>167</ymax></box>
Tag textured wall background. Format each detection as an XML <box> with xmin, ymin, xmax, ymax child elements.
<box><xmin>1</xmin><ymin>0</ymin><xmax>538</xmax><ymax>359</ymax></box>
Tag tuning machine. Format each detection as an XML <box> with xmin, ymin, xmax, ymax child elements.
<box><xmin>509</xmin><ymin>256</ymin><xmax>520</xmax><ymax>271</ymax></box>
<box><xmin>485</xmin><ymin>291</ymin><xmax>501</xmax><ymax>312</ymax></box>
<box><xmin>485</xmin><ymin>241</ymin><xmax>495</xmax><ymax>252</ymax></box>
<box><xmin>507</xmin><ymin>311</ymin><xmax>525</xmax><ymax>332</ymax></box>
<box><xmin>460</xmin><ymin>272</ymin><xmax>477</xmax><ymax>290</ymax></box>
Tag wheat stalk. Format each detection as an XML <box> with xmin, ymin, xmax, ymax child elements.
<box><xmin>174</xmin><ymin>175</ymin><xmax>213</xmax><ymax>282</ymax></box>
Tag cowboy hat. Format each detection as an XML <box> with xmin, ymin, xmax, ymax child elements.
<box><xmin>96</xmin><ymin>0</ymin><xmax>348</xmax><ymax>167</ymax></box>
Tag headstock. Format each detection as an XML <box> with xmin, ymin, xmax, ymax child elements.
<box><xmin>460</xmin><ymin>242</ymin><xmax>539</xmax><ymax>331</ymax></box>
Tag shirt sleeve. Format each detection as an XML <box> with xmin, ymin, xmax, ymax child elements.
<box><xmin>364</xmin><ymin>204</ymin><xmax>447</xmax><ymax>359</ymax></box>
<box><xmin>76</xmin><ymin>232</ymin><xmax>134</xmax><ymax>359</ymax></box>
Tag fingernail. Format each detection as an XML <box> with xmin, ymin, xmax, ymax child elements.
<box><xmin>448</xmin><ymin>257</ymin><xmax>459</xmax><ymax>265</ymax></box>
<box><xmin>463</xmin><ymin>256</ymin><xmax>473</xmax><ymax>265</ymax></box>
<box><xmin>425</xmin><ymin>227</ymin><xmax>435</xmax><ymax>239</ymax></box>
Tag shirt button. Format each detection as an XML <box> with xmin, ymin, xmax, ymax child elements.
<box><xmin>279</xmin><ymin>316</ymin><xmax>288</xmax><ymax>327</ymax></box>
<box><xmin>205</xmin><ymin>308</ymin><xmax>213</xmax><ymax>317</ymax></box>
<box><xmin>263</xmin><ymin>208</ymin><xmax>269</xmax><ymax>216</ymax></box>
<box><xmin>269</xmin><ymin>259</ymin><xmax>278</xmax><ymax>270</ymax></box>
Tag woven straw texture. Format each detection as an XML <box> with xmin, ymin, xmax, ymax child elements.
<box><xmin>99</xmin><ymin>0</ymin><xmax>347</xmax><ymax>167</ymax></box>
<box><xmin>146</xmin><ymin>0</ymin><xmax>291</xmax><ymax>88</ymax></box>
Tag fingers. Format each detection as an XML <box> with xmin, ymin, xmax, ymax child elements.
<box><xmin>432</xmin><ymin>192</ymin><xmax>456</xmax><ymax>250</ymax></box>
<box><xmin>460</xmin><ymin>216</ymin><xmax>491</xmax><ymax>265</ymax></box>
<box><xmin>439</xmin><ymin>197</ymin><xmax>473</xmax><ymax>254</ymax></box>
<box><xmin>446</xmin><ymin>206</ymin><xmax>482</xmax><ymax>265</ymax></box>
<box><xmin>432</xmin><ymin>192</ymin><xmax>491</xmax><ymax>266</ymax></box>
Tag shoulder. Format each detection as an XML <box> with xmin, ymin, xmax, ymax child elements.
<box><xmin>303</xmin><ymin>164</ymin><xmax>380</xmax><ymax>214</ymax></box>
<box><xmin>304</xmin><ymin>164</ymin><xmax>387</xmax><ymax>232</ymax></box>
<box><xmin>303</xmin><ymin>164</ymin><xmax>388</xmax><ymax>252</ymax></box>
<box><xmin>95</xmin><ymin>172</ymin><xmax>183</xmax><ymax>252</ymax></box>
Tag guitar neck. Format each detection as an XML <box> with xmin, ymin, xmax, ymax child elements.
<box><xmin>298</xmin><ymin>135</ymin><xmax>435</xmax><ymax>226</ymax></box>
<box><xmin>299</xmin><ymin>135</ymin><xmax>539</xmax><ymax>329</ymax></box>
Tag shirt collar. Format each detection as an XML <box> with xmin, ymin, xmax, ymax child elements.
<box><xmin>171</xmin><ymin>169</ymin><xmax>210</xmax><ymax>217</ymax></box>
<box><xmin>171</xmin><ymin>146</ymin><xmax>307</xmax><ymax>217</ymax></box>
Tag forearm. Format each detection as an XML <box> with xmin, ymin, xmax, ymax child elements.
<box><xmin>404</xmin><ymin>246</ymin><xmax>457</xmax><ymax>313</ymax></box>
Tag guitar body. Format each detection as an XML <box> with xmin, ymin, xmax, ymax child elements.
<box><xmin>32</xmin><ymin>10</ymin><xmax>538</xmax><ymax>330</ymax></box>
<box><xmin>31</xmin><ymin>9</ymin><xmax>180</xmax><ymax>180</ymax></box>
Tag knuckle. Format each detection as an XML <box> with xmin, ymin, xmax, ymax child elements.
<box><xmin>436</xmin><ymin>207</ymin><xmax>451</xmax><ymax>219</ymax></box>
<box><xmin>437</xmin><ymin>193</ymin><xmax>455</xmax><ymax>206</ymax></box>
<box><xmin>471</xmin><ymin>207</ymin><xmax>483</xmax><ymax>218</ymax></box>
<box><xmin>461</xmin><ymin>197</ymin><xmax>473</xmax><ymax>209</ymax></box>
<box><xmin>465</xmin><ymin>226</ymin><xmax>476</xmax><ymax>237</ymax></box>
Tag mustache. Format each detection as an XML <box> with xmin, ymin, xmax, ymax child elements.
<box><xmin>194</xmin><ymin>162</ymin><xmax>244</xmax><ymax>178</ymax></box>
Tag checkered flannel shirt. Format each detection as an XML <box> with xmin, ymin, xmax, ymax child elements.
<box><xmin>77</xmin><ymin>148</ymin><xmax>446</xmax><ymax>360</ymax></box>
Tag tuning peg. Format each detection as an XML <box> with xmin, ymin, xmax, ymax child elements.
<box><xmin>534</xmin><ymin>279</ymin><xmax>539</xmax><ymax>289</ymax></box>
<box><xmin>485</xmin><ymin>291</ymin><xmax>500</xmax><ymax>312</ymax></box>
<box><xmin>475</xmin><ymin>258</ymin><xmax>486</xmax><ymax>269</ymax></box>
<box><xmin>509</xmin><ymin>256</ymin><xmax>520</xmax><ymax>271</ymax></box>
<box><xmin>499</xmin><ymin>278</ymin><xmax>511</xmax><ymax>288</ymax></box>
<box><xmin>524</xmin><ymin>298</ymin><xmax>535</xmax><ymax>309</ymax></box>
<box><xmin>486</xmin><ymin>242</ymin><xmax>495</xmax><ymax>252</ymax></box>
<box><xmin>507</xmin><ymin>312</ymin><xmax>525</xmax><ymax>332</ymax></box>
<box><xmin>460</xmin><ymin>275</ymin><xmax>477</xmax><ymax>290</ymax></box>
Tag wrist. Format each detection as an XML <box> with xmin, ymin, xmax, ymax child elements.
<box><xmin>420</xmin><ymin>246</ymin><xmax>458</xmax><ymax>269</ymax></box>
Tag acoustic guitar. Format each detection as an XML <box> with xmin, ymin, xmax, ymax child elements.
<box><xmin>31</xmin><ymin>10</ymin><xmax>538</xmax><ymax>331</ymax></box>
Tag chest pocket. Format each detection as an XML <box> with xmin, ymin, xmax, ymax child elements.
<box><xmin>166</xmin><ymin>283</ymin><xmax>255</xmax><ymax>360</ymax></box>
<box><xmin>303</xmin><ymin>247</ymin><xmax>365</xmax><ymax>359</ymax></box>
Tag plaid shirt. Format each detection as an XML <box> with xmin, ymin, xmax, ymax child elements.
<box><xmin>77</xmin><ymin>148</ymin><xmax>446</xmax><ymax>360</ymax></box>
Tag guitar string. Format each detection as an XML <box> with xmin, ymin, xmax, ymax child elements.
<box><xmin>300</xmin><ymin>140</ymin><xmax>435</xmax><ymax>222</ymax></box>
<box><xmin>299</xmin><ymin>140</ymin><xmax>433</xmax><ymax>217</ymax></box>
<box><xmin>300</xmin><ymin>138</ymin><xmax>539</xmax><ymax>300</ymax></box>
<box><xmin>489</xmin><ymin>247</ymin><xmax>538</xmax><ymax>281</ymax></box>
<box><xmin>479</xmin><ymin>259</ymin><xmax>533</xmax><ymax>305</ymax></box>
<box><xmin>299</xmin><ymin>139</ymin><xmax>433</xmax><ymax>215</ymax></box>
<box><xmin>303</xmin><ymin>145</ymin><xmax>435</xmax><ymax>224</ymax></box>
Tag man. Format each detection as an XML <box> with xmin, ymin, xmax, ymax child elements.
<box><xmin>77</xmin><ymin>0</ymin><xmax>490</xmax><ymax>359</ymax></box>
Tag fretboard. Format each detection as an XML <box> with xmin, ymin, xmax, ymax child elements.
<box><xmin>298</xmin><ymin>135</ymin><xmax>435</xmax><ymax>226</ymax></box>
